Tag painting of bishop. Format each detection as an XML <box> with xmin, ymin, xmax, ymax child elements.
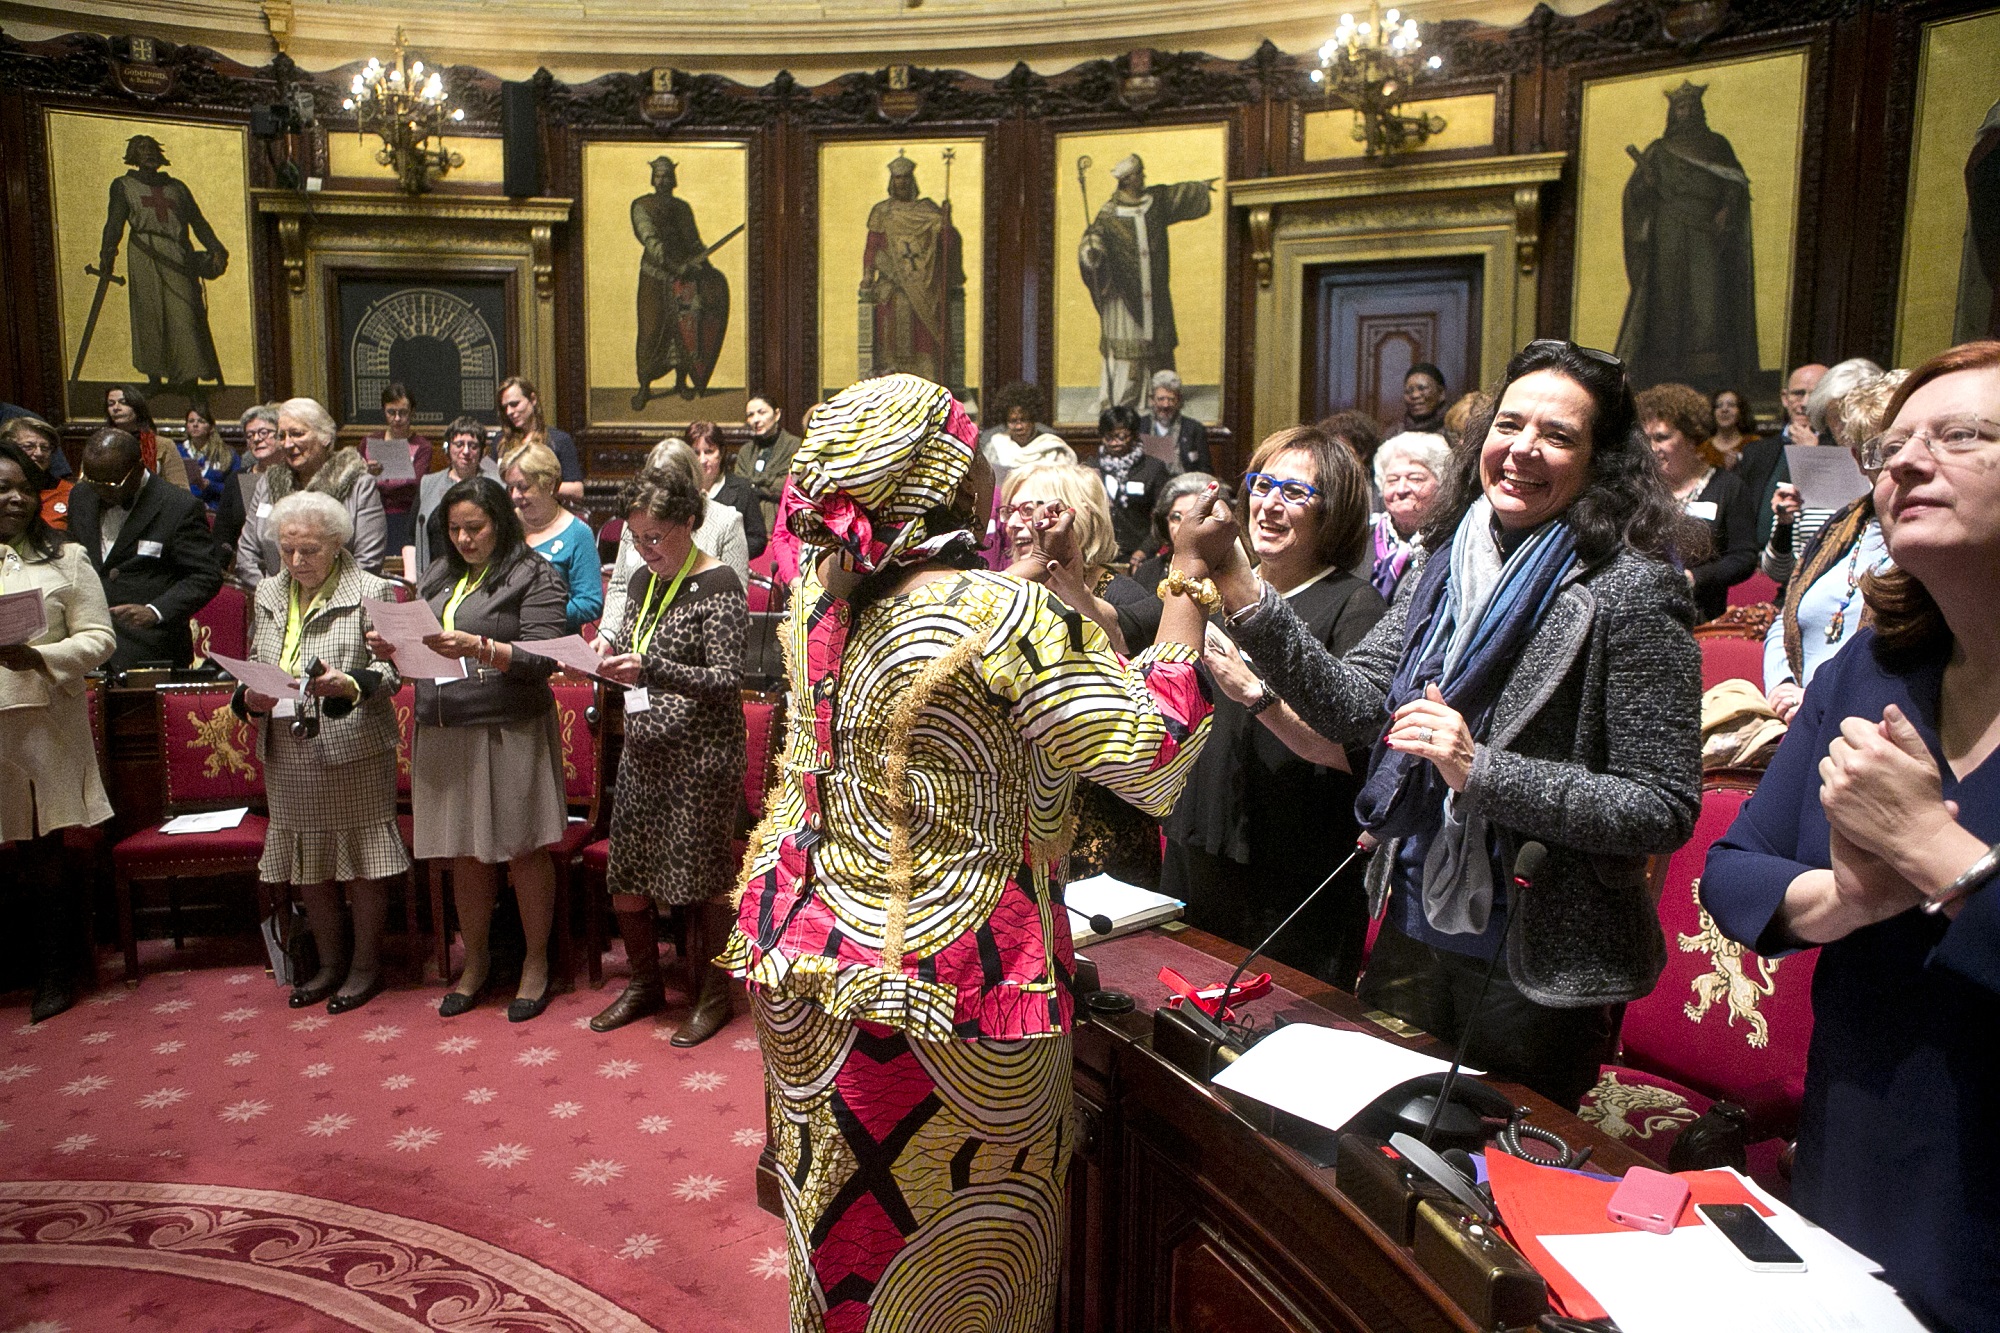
<box><xmin>1078</xmin><ymin>153</ymin><xmax>1215</xmax><ymax>414</ymax></box>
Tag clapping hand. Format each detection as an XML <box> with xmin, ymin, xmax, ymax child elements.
<box><xmin>1169</xmin><ymin>483</ymin><xmax>1246</xmax><ymax>581</ymax></box>
<box><xmin>1819</xmin><ymin>705</ymin><xmax>1952</xmax><ymax>863</ymax></box>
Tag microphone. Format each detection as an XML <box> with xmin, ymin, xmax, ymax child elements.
<box><xmin>1419</xmin><ymin>841</ymin><xmax>1546</xmax><ymax>1146</ymax></box>
<box><xmin>1213</xmin><ymin>837</ymin><xmax>1372</xmax><ymax>1033</ymax></box>
<box><xmin>1064</xmin><ymin>903</ymin><xmax>1116</xmax><ymax>938</ymax></box>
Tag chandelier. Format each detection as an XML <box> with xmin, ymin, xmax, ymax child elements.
<box><xmin>1311</xmin><ymin>6</ymin><xmax>1447</xmax><ymax>159</ymax></box>
<box><xmin>342</xmin><ymin>27</ymin><xmax>466</xmax><ymax>194</ymax></box>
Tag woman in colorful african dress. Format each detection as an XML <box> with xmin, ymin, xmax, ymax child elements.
<box><xmin>719</xmin><ymin>374</ymin><xmax>1220</xmax><ymax>1332</ymax></box>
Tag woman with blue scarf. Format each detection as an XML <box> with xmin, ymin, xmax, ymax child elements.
<box><xmin>1175</xmin><ymin>340</ymin><xmax>1703</xmax><ymax>1108</ymax></box>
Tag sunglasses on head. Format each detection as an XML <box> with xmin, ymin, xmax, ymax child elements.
<box><xmin>1524</xmin><ymin>338</ymin><xmax>1624</xmax><ymax>372</ymax></box>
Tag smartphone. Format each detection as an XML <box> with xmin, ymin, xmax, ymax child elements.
<box><xmin>1606</xmin><ymin>1165</ymin><xmax>1690</xmax><ymax>1235</ymax></box>
<box><xmin>1696</xmin><ymin>1202</ymin><xmax>1807</xmax><ymax>1272</ymax></box>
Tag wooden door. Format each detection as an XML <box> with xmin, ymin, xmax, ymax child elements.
<box><xmin>1303</xmin><ymin>259</ymin><xmax>1482</xmax><ymax>433</ymax></box>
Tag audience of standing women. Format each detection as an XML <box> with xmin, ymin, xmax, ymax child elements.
<box><xmin>587</xmin><ymin>445</ymin><xmax>747</xmax><ymax>1043</ymax></box>
<box><xmin>0</xmin><ymin>439</ymin><xmax>114</xmax><ymax>1023</ymax></box>
<box><xmin>496</xmin><ymin>376</ymin><xmax>584</xmax><ymax>502</ymax></box>
<box><xmin>234</xmin><ymin>492</ymin><xmax>408</xmax><ymax>1014</ymax></box>
<box><xmin>1164</xmin><ymin>424</ymin><xmax>1387</xmax><ymax>988</ymax></box>
<box><xmin>1703</xmin><ymin>340</ymin><xmax>2000</xmax><ymax>1332</ymax></box>
<box><xmin>369</xmin><ymin>476</ymin><xmax>569</xmax><ymax>1022</ymax></box>
<box><xmin>504</xmin><ymin>440</ymin><xmax>603</xmax><ymax>634</ymax></box>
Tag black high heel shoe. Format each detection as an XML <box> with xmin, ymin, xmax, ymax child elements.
<box><xmin>439</xmin><ymin>986</ymin><xmax>484</xmax><ymax>1018</ymax></box>
<box><xmin>506</xmin><ymin>990</ymin><xmax>551</xmax><ymax>1023</ymax></box>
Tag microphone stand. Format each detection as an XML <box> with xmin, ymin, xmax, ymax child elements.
<box><xmin>1212</xmin><ymin>838</ymin><xmax>1371</xmax><ymax>1041</ymax></box>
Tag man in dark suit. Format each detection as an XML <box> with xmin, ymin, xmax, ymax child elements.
<box><xmin>1142</xmin><ymin>369</ymin><xmax>1211</xmax><ymax>475</ymax></box>
<box><xmin>66</xmin><ymin>427</ymin><xmax>221</xmax><ymax>670</ymax></box>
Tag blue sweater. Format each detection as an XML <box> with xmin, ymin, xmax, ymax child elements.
<box><xmin>1703</xmin><ymin>629</ymin><xmax>2000</xmax><ymax>1333</ymax></box>
<box><xmin>531</xmin><ymin>514</ymin><xmax>603</xmax><ymax>633</ymax></box>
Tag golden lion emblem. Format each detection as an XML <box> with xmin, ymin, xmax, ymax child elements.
<box><xmin>1580</xmin><ymin>1069</ymin><xmax>1698</xmax><ymax>1141</ymax></box>
<box><xmin>186</xmin><ymin>703</ymin><xmax>257</xmax><ymax>782</ymax></box>
<box><xmin>1679</xmin><ymin>877</ymin><xmax>1781</xmax><ymax>1049</ymax></box>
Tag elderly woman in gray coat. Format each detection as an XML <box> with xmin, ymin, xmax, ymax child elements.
<box><xmin>1175</xmin><ymin>340</ymin><xmax>1702</xmax><ymax>1108</ymax></box>
<box><xmin>233</xmin><ymin>491</ymin><xmax>408</xmax><ymax>1013</ymax></box>
<box><xmin>236</xmin><ymin>397</ymin><xmax>387</xmax><ymax>588</ymax></box>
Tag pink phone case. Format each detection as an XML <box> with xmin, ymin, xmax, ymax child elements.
<box><xmin>1606</xmin><ymin>1166</ymin><xmax>1691</xmax><ymax>1235</ymax></box>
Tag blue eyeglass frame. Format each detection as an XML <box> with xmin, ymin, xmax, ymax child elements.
<box><xmin>1243</xmin><ymin>472</ymin><xmax>1321</xmax><ymax>504</ymax></box>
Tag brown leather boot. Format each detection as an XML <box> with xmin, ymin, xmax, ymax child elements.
<box><xmin>591</xmin><ymin>907</ymin><xmax>667</xmax><ymax>1032</ymax></box>
<box><xmin>671</xmin><ymin>902</ymin><xmax>735</xmax><ymax>1048</ymax></box>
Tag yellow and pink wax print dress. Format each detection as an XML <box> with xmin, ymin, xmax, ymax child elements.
<box><xmin>720</xmin><ymin>557</ymin><xmax>1212</xmax><ymax>1333</ymax></box>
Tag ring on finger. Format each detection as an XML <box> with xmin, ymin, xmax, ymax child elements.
<box><xmin>1416</xmin><ymin>727</ymin><xmax>1433</xmax><ymax>745</ymax></box>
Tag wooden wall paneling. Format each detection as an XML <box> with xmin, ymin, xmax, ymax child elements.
<box><xmin>0</xmin><ymin>91</ymin><xmax>47</xmax><ymax>411</ymax></box>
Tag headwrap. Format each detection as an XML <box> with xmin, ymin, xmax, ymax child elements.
<box><xmin>1355</xmin><ymin>498</ymin><xmax>1580</xmax><ymax>933</ymax></box>
<box><xmin>773</xmin><ymin>373</ymin><xmax>979</xmax><ymax>579</ymax></box>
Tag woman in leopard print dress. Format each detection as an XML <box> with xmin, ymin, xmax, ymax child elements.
<box><xmin>592</xmin><ymin>443</ymin><xmax>748</xmax><ymax>1043</ymax></box>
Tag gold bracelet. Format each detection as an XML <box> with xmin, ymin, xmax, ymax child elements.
<box><xmin>1156</xmin><ymin>569</ymin><xmax>1221</xmax><ymax>613</ymax></box>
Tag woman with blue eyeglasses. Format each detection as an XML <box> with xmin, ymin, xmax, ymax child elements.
<box><xmin>1175</xmin><ymin>340</ymin><xmax>1702</xmax><ymax>1109</ymax></box>
<box><xmin>1163</xmin><ymin>425</ymin><xmax>1387</xmax><ymax>987</ymax></box>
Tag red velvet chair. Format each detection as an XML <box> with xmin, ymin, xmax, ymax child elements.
<box><xmin>579</xmin><ymin>688</ymin><xmax>784</xmax><ymax>987</ymax></box>
<box><xmin>431</xmin><ymin>676</ymin><xmax>602</xmax><ymax>993</ymax></box>
<box><xmin>112</xmin><ymin>682</ymin><xmax>270</xmax><ymax>984</ymax></box>
<box><xmin>1579</xmin><ymin>774</ymin><xmax>1817</xmax><ymax>1178</ymax></box>
<box><xmin>1697</xmin><ymin>634</ymin><xmax>1767</xmax><ymax>691</ymax></box>
<box><xmin>1728</xmin><ymin>571</ymin><xmax>1780</xmax><ymax>608</ymax></box>
<box><xmin>188</xmin><ymin>585</ymin><xmax>249</xmax><ymax>667</ymax></box>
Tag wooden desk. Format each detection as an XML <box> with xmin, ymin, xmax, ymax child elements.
<box><xmin>754</xmin><ymin>927</ymin><xmax>1640</xmax><ymax>1333</ymax></box>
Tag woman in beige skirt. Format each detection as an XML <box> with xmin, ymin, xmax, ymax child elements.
<box><xmin>235</xmin><ymin>492</ymin><xmax>408</xmax><ymax>1013</ymax></box>
<box><xmin>369</xmin><ymin>476</ymin><xmax>568</xmax><ymax>1021</ymax></box>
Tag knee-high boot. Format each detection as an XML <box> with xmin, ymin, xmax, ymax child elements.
<box><xmin>671</xmin><ymin>900</ymin><xmax>736</xmax><ymax>1048</ymax></box>
<box><xmin>590</xmin><ymin>907</ymin><xmax>666</xmax><ymax>1032</ymax></box>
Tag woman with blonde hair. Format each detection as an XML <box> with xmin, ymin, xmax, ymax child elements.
<box><xmin>1000</xmin><ymin>460</ymin><xmax>1160</xmax><ymax>653</ymax></box>
<box><xmin>503</xmin><ymin>440</ymin><xmax>601</xmax><ymax>633</ymax></box>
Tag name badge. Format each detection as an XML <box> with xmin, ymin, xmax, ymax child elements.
<box><xmin>1686</xmin><ymin>500</ymin><xmax>1719</xmax><ymax>521</ymax></box>
<box><xmin>624</xmin><ymin>686</ymin><xmax>652</xmax><ymax>713</ymax></box>
<box><xmin>136</xmin><ymin>539</ymin><xmax>165</xmax><ymax>557</ymax></box>
<box><xmin>754</xmin><ymin>457</ymin><xmax>766</xmax><ymax>472</ymax></box>
<box><xmin>1124</xmin><ymin>480</ymin><xmax>1146</xmax><ymax>496</ymax></box>
<box><xmin>272</xmin><ymin>699</ymin><xmax>297</xmax><ymax>719</ymax></box>
<box><xmin>257</xmin><ymin>502</ymin><xmax>273</xmax><ymax>518</ymax></box>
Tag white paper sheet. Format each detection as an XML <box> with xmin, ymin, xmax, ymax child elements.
<box><xmin>1785</xmin><ymin>445</ymin><xmax>1871</xmax><ymax>510</ymax></box>
<box><xmin>1210</xmin><ymin>1020</ymin><xmax>1465</xmax><ymax>1132</ymax></box>
<box><xmin>1542</xmin><ymin>1210</ymin><xmax>1927</xmax><ymax>1333</ymax></box>
<box><xmin>0</xmin><ymin>587</ymin><xmax>48</xmax><ymax>647</ymax></box>
<box><xmin>1062</xmin><ymin>873</ymin><xmax>1183</xmax><ymax>944</ymax></box>
<box><xmin>366</xmin><ymin>437</ymin><xmax>419</xmax><ymax>482</ymax></box>
<box><xmin>160</xmin><ymin>807</ymin><xmax>250</xmax><ymax>835</ymax></box>
<box><xmin>207</xmin><ymin>649</ymin><xmax>304</xmax><ymax>701</ymax></box>
<box><xmin>522</xmin><ymin>633</ymin><xmax>614</xmax><ymax>679</ymax></box>
<box><xmin>362</xmin><ymin>597</ymin><xmax>467</xmax><ymax>679</ymax></box>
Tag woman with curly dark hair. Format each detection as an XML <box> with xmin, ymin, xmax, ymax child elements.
<box><xmin>1638</xmin><ymin>382</ymin><xmax>1757</xmax><ymax>621</ymax></box>
<box><xmin>1176</xmin><ymin>339</ymin><xmax>1703</xmax><ymax>1108</ymax></box>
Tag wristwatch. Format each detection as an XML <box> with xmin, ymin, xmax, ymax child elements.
<box><xmin>1244</xmin><ymin>682</ymin><xmax>1279</xmax><ymax>718</ymax></box>
<box><xmin>1925</xmin><ymin>841</ymin><xmax>2000</xmax><ymax>915</ymax></box>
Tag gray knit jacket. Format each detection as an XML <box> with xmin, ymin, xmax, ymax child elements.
<box><xmin>1226</xmin><ymin>546</ymin><xmax>1702</xmax><ymax>1007</ymax></box>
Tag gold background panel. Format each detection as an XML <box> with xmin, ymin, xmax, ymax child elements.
<box><xmin>817</xmin><ymin>138</ymin><xmax>984</xmax><ymax>402</ymax></box>
<box><xmin>580</xmin><ymin>139</ymin><xmax>749</xmax><ymax>425</ymax></box>
<box><xmin>1894</xmin><ymin>10</ymin><xmax>2000</xmax><ymax>366</ymax></box>
<box><xmin>1054</xmin><ymin>122</ymin><xmax>1229</xmax><ymax>424</ymax></box>
<box><xmin>1304</xmin><ymin>94</ymin><xmax>1497</xmax><ymax>160</ymax></box>
<box><xmin>326</xmin><ymin>132</ymin><xmax>505</xmax><ymax>184</ymax></box>
<box><xmin>46</xmin><ymin>109</ymin><xmax>258</xmax><ymax>398</ymax></box>
<box><xmin>1571</xmin><ymin>50</ymin><xmax>1807</xmax><ymax>374</ymax></box>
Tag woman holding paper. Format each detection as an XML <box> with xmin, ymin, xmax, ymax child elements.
<box><xmin>370</xmin><ymin>475</ymin><xmax>569</xmax><ymax>1022</ymax></box>
<box><xmin>1761</xmin><ymin>372</ymin><xmax>1905</xmax><ymax>723</ymax></box>
<box><xmin>232</xmin><ymin>491</ymin><xmax>408</xmax><ymax>1013</ymax></box>
<box><xmin>502</xmin><ymin>440</ymin><xmax>602</xmax><ymax>634</ymax></box>
<box><xmin>1636</xmin><ymin>383</ymin><xmax>1757</xmax><ymax>622</ymax></box>
<box><xmin>1702</xmin><ymin>340</ymin><xmax>2000</xmax><ymax>1331</ymax></box>
<box><xmin>0</xmin><ymin>438</ymin><xmax>115</xmax><ymax>1023</ymax></box>
<box><xmin>586</xmin><ymin>452</ymin><xmax>746</xmax><ymax>1039</ymax></box>
<box><xmin>1176</xmin><ymin>340</ymin><xmax>1702</xmax><ymax>1110</ymax></box>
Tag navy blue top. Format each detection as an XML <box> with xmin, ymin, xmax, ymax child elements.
<box><xmin>1702</xmin><ymin>629</ymin><xmax>2000</xmax><ymax>1333</ymax></box>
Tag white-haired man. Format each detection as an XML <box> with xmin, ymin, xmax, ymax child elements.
<box><xmin>1142</xmin><ymin>369</ymin><xmax>1211</xmax><ymax>475</ymax></box>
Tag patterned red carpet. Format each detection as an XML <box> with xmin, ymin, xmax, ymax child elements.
<box><xmin>0</xmin><ymin>961</ymin><xmax>787</xmax><ymax>1331</ymax></box>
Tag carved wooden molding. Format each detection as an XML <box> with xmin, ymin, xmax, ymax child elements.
<box><xmin>1248</xmin><ymin>205</ymin><xmax>1274</xmax><ymax>290</ymax></box>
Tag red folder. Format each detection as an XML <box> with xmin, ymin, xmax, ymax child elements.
<box><xmin>1484</xmin><ymin>1148</ymin><xmax>1770</xmax><ymax>1320</ymax></box>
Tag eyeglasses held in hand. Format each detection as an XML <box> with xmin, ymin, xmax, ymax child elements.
<box><xmin>1859</xmin><ymin>416</ymin><xmax>2000</xmax><ymax>474</ymax></box>
<box><xmin>997</xmin><ymin>499</ymin><xmax>1068</xmax><ymax>522</ymax></box>
<box><xmin>1244</xmin><ymin>473</ymin><xmax>1321</xmax><ymax>506</ymax></box>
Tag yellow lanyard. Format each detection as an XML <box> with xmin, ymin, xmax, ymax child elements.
<box><xmin>630</xmin><ymin>545</ymin><xmax>698</xmax><ymax>658</ymax></box>
<box><xmin>442</xmin><ymin>565</ymin><xmax>487</xmax><ymax>633</ymax></box>
<box><xmin>280</xmin><ymin>578</ymin><xmax>331</xmax><ymax>675</ymax></box>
